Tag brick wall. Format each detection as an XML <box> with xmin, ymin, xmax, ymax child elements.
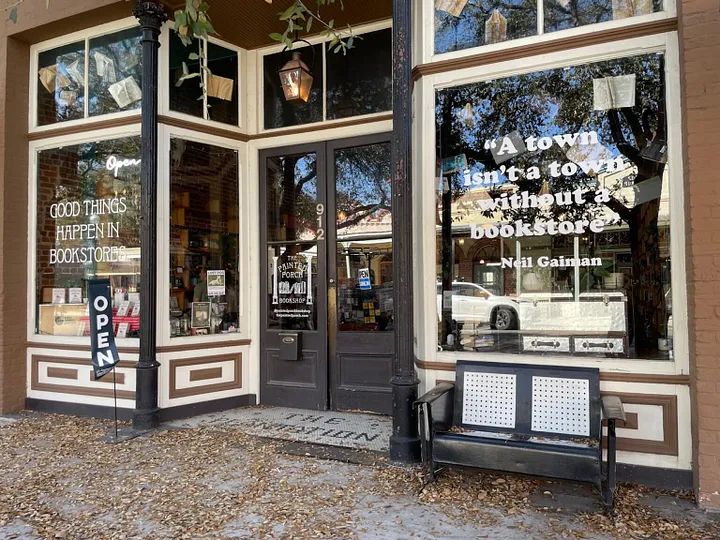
<box><xmin>680</xmin><ymin>0</ymin><xmax>720</xmax><ymax>510</ymax></box>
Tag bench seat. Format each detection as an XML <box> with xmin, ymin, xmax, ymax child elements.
<box><xmin>415</xmin><ymin>360</ymin><xmax>625</xmax><ymax>511</ymax></box>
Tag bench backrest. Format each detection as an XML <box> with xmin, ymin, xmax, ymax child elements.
<box><xmin>454</xmin><ymin>360</ymin><xmax>601</xmax><ymax>440</ymax></box>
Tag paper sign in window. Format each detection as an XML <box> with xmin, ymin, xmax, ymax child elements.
<box><xmin>94</xmin><ymin>51</ymin><xmax>117</xmax><ymax>83</ymax></box>
<box><xmin>593</xmin><ymin>74</ymin><xmax>636</xmax><ymax>110</ymax></box>
<box><xmin>435</xmin><ymin>0</ymin><xmax>468</xmax><ymax>17</ymax></box>
<box><xmin>207</xmin><ymin>74</ymin><xmax>234</xmax><ymax>101</ymax></box>
<box><xmin>108</xmin><ymin>76</ymin><xmax>142</xmax><ymax>109</ymax></box>
<box><xmin>38</xmin><ymin>65</ymin><xmax>57</xmax><ymax>93</ymax></box>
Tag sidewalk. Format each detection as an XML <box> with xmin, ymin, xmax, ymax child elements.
<box><xmin>0</xmin><ymin>412</ymin><xmax>718</xmax><ymax>539</ymax></box>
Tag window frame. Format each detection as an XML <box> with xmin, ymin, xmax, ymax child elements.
<box><xmin>157</xmin><ymin>124</ymin><xmax>248</xmax><ymax>347</ymax></box>
<box><xmin>255</xmin><ymin>19</ymin><xmax>393</xmax><ymax>133</ymax></box>
<box><xmin>414</xmin><ymin>31</ymin><xmax>689</xmax><ymax>377</ymax></box>
<box><xmin>422</xmin><ymin>0</ymin><xmax>677</xmax><ymax>65</ymax></box>
<box><xmin>158</xmin><ymin>25</ymin><xmax>245</xmax><ymax>131</ymax></box>
<box><xmin>28</xmin><ymin>17</ymin><xmax>143</xmax><ymax>133</ymax></box>
<box><xmin>27</xmin><ymin>124</ymin><xmax>143</xmax><ymax>347</ymax></box>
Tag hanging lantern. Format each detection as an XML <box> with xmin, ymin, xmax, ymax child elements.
<box><xmin>279</xmin><ymin>51</ymin><xmax>314</xmax><ymax>103</ymax></box>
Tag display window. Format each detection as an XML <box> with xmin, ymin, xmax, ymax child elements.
<box><xmin>168</xmin><ymin>33</ymin><xmax>241</xmax><ymax>126</ymax></box>
<box><xmin>34</xmin><ymin>136</ymin><xmax>141</xmax><ymax>337</ymax></box>
<box><xmin>435</xmin><ymin>51</ymin><xmax>673</xmax><ymax>360</ymax></box>
<box><xmin>35</xmin><ymin>24</ymin><xmax>142</xmax><ymax>127</ymax></box>
<box><xmin>434</xmin><ymin>0</ymin><xmax>665</xmax><ymax>55</ymax></box>
<box><xmin>262</xmin><ymin>27</ymin><xmax>392</xmax><ymax>130</ymax></box>
<box><xmin>169</xmin><ymin>138</ymin><xmax>240</xmax><ymax>338</ymax></box>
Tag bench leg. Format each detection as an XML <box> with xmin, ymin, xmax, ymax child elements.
<box><xmin>603</xmin><ymin>419</ymin><xmax>617</xmax><ymax>513</ymax></box>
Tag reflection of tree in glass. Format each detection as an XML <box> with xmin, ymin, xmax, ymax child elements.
<box><xmin>88</xmin><ymin>28</ymin><xmax>143</xmax><ymax>116</ymax></box>
<box><xmin>544</xmin><ymin>0</ymin><xmax>662</xmax><ymax>33</ymax></box>
<box><xmin>335</xmin><ymin>143</ymin><xmax>391</xmax><ymax>231</ymax></box>
<box><xmin>437</xmin><ymin>53</ymin><xmax>667</xmax><ymax>355</ymax></box>
<box><xmin>435</xmin><ymin>0</ymin><xmax>537</xmax><ymax>54</ymax></box>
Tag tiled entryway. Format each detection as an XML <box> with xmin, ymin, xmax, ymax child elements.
<box><xmin>167</xmin><ymin>406</ymin><xmax>391</xmax><ymax>452</ymax></box>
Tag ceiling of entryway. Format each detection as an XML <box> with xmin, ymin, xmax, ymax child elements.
<box><xmin>168</xmin><ymin>0</ymin><xmax>392</xmax><ymax>50</ymax></box>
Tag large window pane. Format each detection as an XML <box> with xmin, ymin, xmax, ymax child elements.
<box><xmin>169</xmin><ymin>32</ymin><xmax>204</xmax><ymax>119</ymax></box>
<box><xmin>326</xmin><ymin>29</ymin><xmax>392</xmax><ymax>120</ymax></box>
<box><xmin>169</xmin><ymin>139</ymin><xmax>239</xmax><ymax>337</ymax></box>
<box><xmin>335</xmin><ymin>142</ymin><xmax>393</xmax><ymax>332</ymax></box>
<box><xmin>37</xmin><ymin>41</ymin><xmax>85</xmax><ymax>126</ymax></box>
<box><xmin>435</xmin><ymin>0</ymin><xmax>537</xmax><ymax>55</ymax></box>
<box><xmin>36</xmin><ymin>137</ymin><xmax>141</xmax><ymax>337</ymax></box>
<box><xmin>206</xmin><ymin>42</ymin><xmax>239</xmax><ymax>125</ymax></box>
<box><xmin>89</xmin><ymin>27</ymin><xmax>143</xmax><ymax>117</ymax></box>
<box><xmin>545</xmin><ymin>0</ymin><xmax>662</xmax><ymax>33</ymax></box>
<box><xmin>263</xmin><ymin>44</ymin><xmax>324</xmax><ymax>129</ymax></box>
<box><xmin>435</xmin><ymin>53</ymin><xmax>672</xmax><ymax>360</ymax></box>
<box><xmin>266</xmin><ymin>152</ymin><xmax>319</xmax><ymax>243</ymax></box>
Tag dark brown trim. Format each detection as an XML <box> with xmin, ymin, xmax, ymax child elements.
<box><xmin>157</xmin><ymin>339</ymin><xmax>251</xmax><ymax>353</ymax></box>
<box><xmin>412</xmin><ymin>18</ymin><xmax>678</xmax><ymax>81</ymax></box>
<box><xmin>159</xmin><ymin>115</ymin><xmax>250</xmax><ymax>142</ymax></box>
<box><xmin>46</xmin><ymin>367</ymin><xmax>78</xmax><ymax>381</ymax></box>
<box><xmin>189</xmin><ymin>367</ymin><xmax>223</xmax><ymax>382</ymax></box>
<box><xmin>168</xmin><ymin>353</ymin><xmax>242</xmax><ymax>399</ymax></box>
<box><xmin>91</xmin><ymin>372</ymin><xmax>126</xmax><ymax>385</ymax></box>
<box><xmin>415</xmin><ymin>360</ymin><xmax>691</xmax><ymax>386</ymax></box>
<box><xmin>26</xmin><ymin>341</ymin><xmax>140</xmax><ymax>354</ymax></box>
<box><xmin>251</xmin><ymin>113</ymin><xmax>393</xmax><ymax>140</ymax></box>
<box><xmin>602</xmin><ymin>392</ymin><xmax>679</xmax><ymax>456</ymax></box>
<box><xmin>27</xmin><ymin>339</ymin><xmax>251</xmax><ymax>354</ymax></box>
<box><xmin>31</xmin><ymin>355</ymin><xmax>135</xmax><ymax>400</ymax></box>
<box><xmin>27</xmin><ymin>115</ymin><xmax>140</xmax><ymax>141</ymax></box>
<box><xmin>616</xmin><ymin>412</ymin><xmax>639</xmax><ymax>431</ymax></box>
<box><xmin>600</xmin><ymin>372</ymin><xmax>691</xmax><ymax>385</ymax></box>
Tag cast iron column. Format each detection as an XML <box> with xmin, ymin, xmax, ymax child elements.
<box><xmin>133</xmin><ymin>1</ymin><xmax>167</xmax><ymax>431</ymax></box>
<box><xmin>389</xmin><ymin>0</ymin><xmax>421</xmax><ymax>462</ymax></box>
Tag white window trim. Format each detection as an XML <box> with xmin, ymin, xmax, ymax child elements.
<box><xmin>422</xmin><ymin>0</ymin><xmax>677</xmax><ymax>66</ymax></box>
<box><xmin>157</xmin><ymin>124</ymin><xmax>248</xmax><ymax>347</ymax></box>
<box><xmin>28</xmin><ymin>17</ymin><xmax>143</xmax><ymax>134</ymax></box>
<box><xmin>26</xmin><ymin>124</ymin><xmax>143</xmax><ymax>348</ymax></box>
<box><xmin>254</xmin><ymin>18</ymin><xmax>393</xmax><ymax>134</ymax></box>
<box><xmin>159</xmin><ymin>24</ymin><xmax>246</xmax><ymax>132</ymax></box>
<box><xmin>414</xmin><ymin>31</ymin><xmax>690</xmax><ymax>377</ymax></box>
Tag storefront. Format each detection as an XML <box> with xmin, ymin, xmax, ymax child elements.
<box><xmin>1</xmin><ymin>0</ymin><xmax>719</xmax><ymax>509</ymax></box>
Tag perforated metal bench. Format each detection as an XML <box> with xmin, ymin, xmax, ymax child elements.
<box><xmin>415</xmin><ymin>360</ymin><xmax>625</xmax><ymax>510</ymax></box>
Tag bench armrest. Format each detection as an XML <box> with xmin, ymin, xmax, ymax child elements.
<box><xmin>601</xmin><ymin>395</ymin><xmax>626</xmax><ymax>422</ymax></box>
<box><xmin>416</xmin><ymin>382</ymin><xmax>455</xmax><ymax>405</ymax></box>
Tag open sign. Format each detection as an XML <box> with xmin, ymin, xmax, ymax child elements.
<box><xmin>88</xmin><ymin>279</ymin><xmax>120</xmax><ymax>379</ymax></box>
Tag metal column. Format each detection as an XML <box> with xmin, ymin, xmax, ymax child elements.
<box><xmin>132</xmin><ymin>1</ymin><xmax>167</xmax><ymax>431</ymax></box>
<box><xmin>389</xmin><ymin>0</ymin><xmax>421</xmax><ymax>462</ymax></box>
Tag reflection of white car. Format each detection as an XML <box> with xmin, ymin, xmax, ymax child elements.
<box><xmin>437</xmin><ymin>282</ymin><xmax>519</xmax><ymax>330</ymax></box>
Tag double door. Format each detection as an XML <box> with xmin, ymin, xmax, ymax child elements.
<box><xmin>260</xmin><ymin>134</ymin><xmax>394</xmax><ymax>414</ymax></box>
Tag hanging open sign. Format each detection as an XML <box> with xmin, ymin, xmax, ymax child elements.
<box><xmin>88</xmin><ymin>279</ymin><xmax>120</xmax><ymax>379</ymax></box>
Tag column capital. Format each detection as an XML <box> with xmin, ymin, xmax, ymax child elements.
<box><xmin>132</xmin><ymin>1</ymin><xmax>168</xmax><ymax>29</ymax></box>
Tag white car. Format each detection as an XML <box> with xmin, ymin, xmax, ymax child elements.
<box><xmin>437</xmin><ymin>282</ymin><xmax>519</xmax><ymax>331</ymax></box>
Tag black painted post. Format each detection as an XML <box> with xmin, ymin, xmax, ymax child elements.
<box><xmin>132</xmin><ymin>1</ymin><xmax>167</xmax><ymax>431</ymax></box>
<box><xmin>389</xmin><ymin>0</ymin><xmax>421</xmax><ymax>462</ymax></box>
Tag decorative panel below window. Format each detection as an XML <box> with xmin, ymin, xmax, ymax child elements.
<box><xmin>35</xmin><ymin>137</ymin><xmax>141</xmax><ymax>337</ymax></box>
<box><xmin>435</xmin><ymin>53</ymin><xmax>672</xmax><ymax>361</ymax></box>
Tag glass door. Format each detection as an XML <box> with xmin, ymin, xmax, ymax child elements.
<box><xmin>327</xmin><ymin>135</ymin><xmax>393</xmax><ymax>414</ymax></box>
<box><xmin>260</xmin><ymin>143</ymin><xmax>328</xmax><ymax>410</ymax></box>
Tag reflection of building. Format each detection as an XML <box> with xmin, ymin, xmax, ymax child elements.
<box><xmin>0</xmin><ymin>0</ymin><xmax>719</xmax><ymax>511</ymax></box>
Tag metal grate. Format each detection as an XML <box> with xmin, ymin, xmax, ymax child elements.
<box><xmin>462</xmin><ymin>372</ymin><xmax>516</xmax><ymax>428</ymax></box>
<box><xmin>531</xmin><ymin>376</ymin><xmax>590</xmax><ymax>436</ymax></box>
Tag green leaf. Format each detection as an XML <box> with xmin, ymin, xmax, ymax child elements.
<box><xmin>9</xmin><ymin>6</ymin><xmax>17</xmax><ymax>24</ymax></box>
<box><xmin>306</xmin><ymin>18</ymin><xmax>313</xmax><ymax>33</ymax></box>
<box><xmin>269</xmin><ymin>33</ymin><xmax>285</xmax><ymax>42</ymax></box>
<box><xmin>188</xmin><ymin>52</ymin><xmax>200</xmax><ymax>60</ymax></box>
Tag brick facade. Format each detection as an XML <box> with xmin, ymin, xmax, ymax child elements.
<box><xmin>680</xmin><ymin>0</ymin><xmax>720</xmax><ymax>510</ymax></box>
